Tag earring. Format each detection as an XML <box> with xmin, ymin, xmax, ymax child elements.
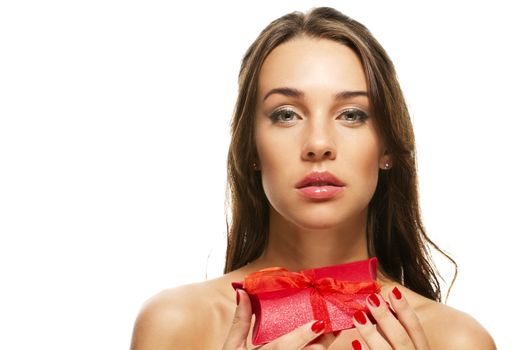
<box><xmin>384</xmin><ymin>162</ymin><xmax>390</xmax><ymax>169</ymax></box>
<box><xmin>253</xmin><ymin>162</ymin><xmax>258</xmax><ymax>170</ymax></box>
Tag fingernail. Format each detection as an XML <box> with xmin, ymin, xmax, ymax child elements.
<box><xmin>393</xmin><ymin>286</ymin><xmax>402</xmax><ymax>300</ymax></box>
<box><xmin>311</xmin><ymin>320</ymin><xmax>325</xmax><ymax>333</ymax></box>
<box><xmin>354</xmin><ymin>310</ymin><xmax>367</xmax><ymax>325</ymax></box>
<box><xmin>352</xmin><ymin>339</ymin><xmax>362</xmax><ymax>350</ymax></box>
<box><xmin>236</xmin><ymin>290</ymin><xmax>240</xmax><ymax>305</ymax></box>
<box><xmin>333</xmin><ymin>330</ymin><xmax>341</xmax><ymax>337</ymax></box>
<box><xmin>367</xmin><ymin>293</ymin><xmax>381</xmax><ymax>308</ymax></box>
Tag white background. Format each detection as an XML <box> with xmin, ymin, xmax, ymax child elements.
<box><xmin>1</xmin><ymin>1</ymin><xmax>523</xmax><ymax>349</ymax></box>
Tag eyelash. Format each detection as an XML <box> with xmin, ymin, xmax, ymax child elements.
<box><xmin>269</xmin><ymin>107</ymin><xmax>369</xmax><ymax>124</ymax></box>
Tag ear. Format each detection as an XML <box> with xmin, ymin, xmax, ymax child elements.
<box><xmin>253</xmin><ymin>153</ymin><xmax>261</xmax><ymax>171</ymax></box>
<box><xmin>253</xmin><ymin>153</ymin><xmax>260</xmax><ymax>164</ymax></box>
<box><xmin>379</xmin><ymin>149</ymin><xmax>392</xmax><ymax>170</ymax></box>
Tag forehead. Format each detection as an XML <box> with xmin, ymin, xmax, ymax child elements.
<box><xmin>257</xmin><ymin>36</ymin><xmax>368</xmax><ymax>101</ymax></box>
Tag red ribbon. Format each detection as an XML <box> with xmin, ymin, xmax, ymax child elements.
<box><xmin>243</xmin><ymin>267</ymin><xmax>381</xmax><ymax>332</ymax></box>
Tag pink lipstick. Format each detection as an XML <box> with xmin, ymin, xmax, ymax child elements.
<box><xmin>295</xmin><ymin>171</ymin><xmax>346</xmax><ymax>200</ymax></box>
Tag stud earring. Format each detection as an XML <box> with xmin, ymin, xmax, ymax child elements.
<box><xmin>253</xmin><ymin>162</ymin><xmax>258</xmax><ymax>170</ymax></box>
<box><xmin>384</xmin><ymin>162</ymin><xmax>390</xmax><ymax>169</ymax></box>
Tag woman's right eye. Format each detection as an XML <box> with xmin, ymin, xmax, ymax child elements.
<box><xmin>269</xmin><ymin>108</ymin><xmax>297</xmax><ymax>123</ymax></box>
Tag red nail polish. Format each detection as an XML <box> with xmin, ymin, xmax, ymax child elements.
<box><xmin>393</xmin><ymin>286</ymin><xmax>402</xmax><ymax>300</ymax></box>
<box><xmin>236</xmin><ymin>290</ymin><xmax>240</xmax><ymax>305</ymax></box>
<box><xmin>368</xmin><ymin>293</ymin><xmax>381</xmax><ymax>307</ymax></box>
<box><xmin>354</xmin><ymin>310</ymin><xmax>367</xmax><ymax>325</ymax></box>
<box><xmin>333</xmin><ymin>330</ymin><xmax>341</xmax><ymax>337</ymax></box>
<box><xmin>352</xmin><ymin>339</ymin><xmax>362</xmax><ymax>350</ymax></box>
<box><xmin>311</xmin><ymin>320</ymin><xmax>325</xmax><ymax>333</ymax></box>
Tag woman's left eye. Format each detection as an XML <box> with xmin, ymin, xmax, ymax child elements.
<box><xmin>339</xmin><ymin>109</ymin><xmax>369</xmax><ymax>122</ymax></box>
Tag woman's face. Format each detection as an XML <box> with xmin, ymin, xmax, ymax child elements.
<box><xmin>254</xmin><ymin>36</ymin><xmax>391</xmax><ymax>230</ymax></box>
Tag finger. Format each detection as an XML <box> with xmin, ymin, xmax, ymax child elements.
<box><xmin>388</xmin><ymin>287</ymin><xmax>430</xmax><ymax>350</ymax></box>
<box><xmin>261</xmin><ymin>320</ymin><xmax>327</xmax><ymax>349</ymax></box>
<box><xmin>366</xmin><ymin>293</ymin><xmax>415</xmax><ymax>349</ymax></box>
<box><xmin>303</xmin><ymin>330</ymin><xmax>341</xmax><ymax>349</ymax></box>
<box><xmin>222</xmin><ymin>289</ymin><xmax>252</xmax><ymax>349</ymax></box>
<box><xmin>352</xmin><ymin>310</ymin><xmax>392</xmax><ymax>350</ymax></box>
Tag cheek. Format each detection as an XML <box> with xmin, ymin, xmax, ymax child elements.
<box><xmin>254</xmin><ymin>115</ymin><xmax>301</xmax><ymax>172</ymax></box>
<box><xmin>256</xmin><ymin>133</ymin><xmax>288</xmax><ymax>171</ymax></box>
<box><xmin>347</xmin><ymin>136</ymin><xmax>381</xmax><ymax>199</ymax></box>
<box><xmin>256</xmin><ymin>129</ymin><xmax>295</xmax><ymax>195</ymax></box>
<box><xmin>255</xmin><ymin>126</ymin><xmax>304</xmax><ymax>217</ymax></box>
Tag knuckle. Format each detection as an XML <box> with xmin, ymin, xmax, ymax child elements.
<box><xmin>397</xmin><ymin>333</ymin><xmax>413</xmax><ymax>347</ymax></box>
<box><xmin>373</xmin><ymin>309</ymin><xmax>389</xmax><ymax>322</ymax></box>
<box><xmin>399</xmin><ymin>310</ymin><xmax>422</xmax><ymax>328</ymax></box>
<box><xmin>408</xmin><ymin>316</ymin><xmax>424</xmax><ymax>332</ymax></box>
<box><xmin>394</xmin><ymin>301</ymin><xmax>416</xmax><ymax>321</ymax></box>
<box><xmin>299</xmin><ymin>332</ymin><xmax>315</xmax><ymax>345</ymax></box>
<box><xmin>359</xmin><ymin>324</ymin><xmax>376</xmax><ymax>338</ymax></box>
<box><xmin>231</xmin><ymin>313</ymin><xmax>242</xmax><ymax>327</ymax></box>
<box><xmin>394</xmin><ymin>298</ymin><xmax>410</xmax><ymax>313</ymax></box>
<box><xmin>231</xmin><ymin>313</ymin><xmax>249</xmax><ymax>331</ymax></box>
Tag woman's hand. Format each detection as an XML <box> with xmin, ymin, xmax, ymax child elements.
<box><xmin>222</xmin><ymin>289</ymin><xmax>341</xmax><ymax>350</ymax></box>
<box><xmin>351</xmin><ymin>286</ymin><xmax>430</xmax><ymax>350</ymax></box>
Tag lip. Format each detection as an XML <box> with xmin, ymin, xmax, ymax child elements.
<box><xmin>295</xmin><ymin>171</ymin><xmax>346</xmax><ymax>189</ymax></box>
<box><xmin>296</xmin><ymin>185</ymin><xmax>345</xmax><ymax>200</ymax></box>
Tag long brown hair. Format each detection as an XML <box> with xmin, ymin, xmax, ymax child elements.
<box><xmin>223</xmin><ymin>6</ymin><xmax>456</xmax><ymax>302</ymax></box>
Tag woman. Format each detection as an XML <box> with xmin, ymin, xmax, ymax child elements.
<box><xmin>130</xmin><ymin>7</ymin><xmax>496</xmax><ymax>349</ymax></box>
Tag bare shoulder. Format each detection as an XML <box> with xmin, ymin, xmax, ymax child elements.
<box><xmin>130</xmin><ymin>278</ymin><xmax>232</xmax><ymax>350</ymax></box>
<box><xmin>428</xmin><ymin>303</ymin><xmax>496</xmax><ymax>349</ymax></box>
<box><xmin>404</xmin><ymin>288</ymin><xmax>496</xmax><ymax>349</ymax></box>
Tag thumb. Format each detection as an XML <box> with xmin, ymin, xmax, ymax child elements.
<box><xmin>222</xmin><ymin>289</ymin><xmax>253</xmax><ymax>349</ymax></box>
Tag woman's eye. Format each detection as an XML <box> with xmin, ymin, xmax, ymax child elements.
<box><xmin>269</xmin><ymin>108</ymin><xmax>368</xmax><ymax>124</ymax></box>
<box><xmin>339</xmin><ymin>109</ymin><xmax>369</xmax><ymax>123</ymax></box>
<box><xmin>269</xmin><ymin>108</ymin><xmax>297</xmax><ymax>123</ymax></box>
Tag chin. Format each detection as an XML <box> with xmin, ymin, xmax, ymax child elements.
<box><xmin>291</xmin><ymin>214</ymin><xmax>346</xmax><ymax>230</ymax></box>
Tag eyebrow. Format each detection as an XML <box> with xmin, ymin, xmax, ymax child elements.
<box><xmin>263</xmin><ymin>87</ymin><xmax>368</xmax><ymax>102</ymax></box>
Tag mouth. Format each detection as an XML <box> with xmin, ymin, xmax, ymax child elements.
<box><xmin>297</xmin><ymin>182</ymin><xmax>343</xmax><ymax>188</ymax></box>
<box><xmin>295</xmin><ymin>171</ymin><xmax>346</xmax><ymax>189</ymax></box>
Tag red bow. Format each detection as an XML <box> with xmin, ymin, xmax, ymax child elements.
<box><xmin>243</xmin><ymin>267</ymin><xmax>381</xmax><ymax>332</ymax></box>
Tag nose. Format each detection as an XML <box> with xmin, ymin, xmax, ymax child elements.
<box><xmin>301</xmin><ymin>123</ymin><xmax>337</xmax><ymax>162</ymax></box>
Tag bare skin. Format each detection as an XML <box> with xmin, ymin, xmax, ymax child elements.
<box><xmin>130</xmin><ymin>269</ymin><xmax>495</xmax><ymax>349</ymax></box>
<box><xmin>130</xmin><ymin>37</ymin><xmax>496</xmax><ymax>349</ymax></box>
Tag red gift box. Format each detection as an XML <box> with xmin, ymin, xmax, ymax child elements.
<box><xmin>232</xmin><ymin>257</ymin><xmax>381</xmax><ymax>345</ymax></box>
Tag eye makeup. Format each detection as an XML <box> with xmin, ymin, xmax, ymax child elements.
<box><xmin>268</xmin><ymin>107</ymin><xmax>369</xmax><ymax>125</ymax></box>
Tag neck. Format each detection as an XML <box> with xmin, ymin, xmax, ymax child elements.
<box><xmin>251</xmin><ymin>206</ymin><xmax>370</xmax><ymax>272</ymax></box>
